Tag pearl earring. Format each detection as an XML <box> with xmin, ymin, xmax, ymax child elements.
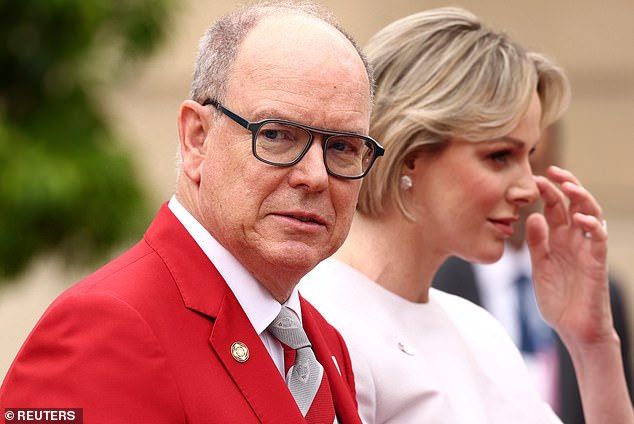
<box><xmin>400</xmin><ymin>175</ymin><xmax>413</xmax><ymax>190</ymax></box>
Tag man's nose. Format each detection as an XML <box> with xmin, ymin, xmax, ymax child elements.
<box><xmin>287</xmin><ymin>138</ymin><xmax>330</xmax><ymax>191</ymax></box>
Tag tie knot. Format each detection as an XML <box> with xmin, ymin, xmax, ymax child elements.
<box><xmin>267</xmin><ymin>306</ymin><xmax>311</xmax><ymax>350</ymax></box>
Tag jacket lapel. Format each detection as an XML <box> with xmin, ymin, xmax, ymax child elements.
<box><xmin>302</xmin><ymin>302</ymin><xmax>362</xmax><ymax>424</ymax></box>
<box><xmin>145</xmin><ymin>204</ymin><xmax>306</xmax><ymax>423</ymax></box>
<box><xmin>210</xmin><ymin>288</ymin><xmax>307</xmax><ymax>424</ymax></box>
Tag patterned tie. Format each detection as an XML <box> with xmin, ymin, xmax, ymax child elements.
<box><xmin>267</xmin><ymin>306</ymin><xmax>336</xmax><ymax>423</ymax></box>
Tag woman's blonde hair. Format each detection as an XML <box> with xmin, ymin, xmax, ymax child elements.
<box><xmin>358</xmin><ymin>7</ymin><xmax>570</xmax><ymax>220</ymax></box>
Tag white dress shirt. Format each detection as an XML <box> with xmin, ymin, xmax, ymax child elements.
<box><xmin>168</xmin><ymin>196</ymin><xmax>301</xmax><ymax>377</ymax></box>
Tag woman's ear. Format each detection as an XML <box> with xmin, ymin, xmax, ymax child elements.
<box><xmin>399</xmin><ymin>152</ymin><xmax>420</xmax><ymax>192</ymax></box>
<box><xmin>403</xmin><ymin>150</ymin><xmax>420</xmax><ymax>171</ymax></box>
<box><xmin>178</xmin><ymin>100</ymin><xmax>211</xmax><ymax>184</ymax></box>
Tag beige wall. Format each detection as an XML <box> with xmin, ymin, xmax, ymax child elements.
<box><xmin>1</xmin><ymin>0</ymin><xmax>633</xmax><ymax>379</ymax></box>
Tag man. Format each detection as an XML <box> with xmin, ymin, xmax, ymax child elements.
<box><xmin>0</xmin><ymin>3</ymin><xmax>383</xmax><ymax>423</ymax></box>
<box><xmin>432</xmin><ymin>124</ymin><xmax>632</xmax><ymax>423</ymax></box>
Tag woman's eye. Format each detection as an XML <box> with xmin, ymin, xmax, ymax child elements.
<box><xmin>489</xmin><ymin>150</ymin><xmax>512</xmax><ymax>164</ymax></box>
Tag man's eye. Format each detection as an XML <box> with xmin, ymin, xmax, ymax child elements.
<box><xmin>262</xmin><ymin>129</ymin><xmax>282</xmax><ymax>140</ymax></box>
<box><xmin>330</xmin><ymin>141</ymin><xmax>351</xmax><ymax>152</ymax></box>
<box><xmin>260</xmin><ymin>129</ymin><xmax>298</xmax><ymax>144</ymax></box>
<box><xmin>328</xmin><ymin>138</ymin><xmax>362</xmax><ymax>155</ymax></box>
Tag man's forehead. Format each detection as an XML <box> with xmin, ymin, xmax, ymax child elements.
<box><xmin>237</xmin><ymin>14</ymin><xmax>358</xmax><ymax>70</ymax></box>
<box><xmin>223</xmin><ymin>13</ymin><xmax>371</xmax><ymax>130</ymax></box>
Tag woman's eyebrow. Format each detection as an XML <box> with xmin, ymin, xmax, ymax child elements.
<box><xmin>492</xmin><ymin>136</ymin><xmax>525</xmax><ymax>147</ymax></box>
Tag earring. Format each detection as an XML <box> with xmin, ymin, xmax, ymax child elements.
<box><xmin>400</xmin><ymin>175</ymin><xmax>413</xmax><ymax>190</ymax></box>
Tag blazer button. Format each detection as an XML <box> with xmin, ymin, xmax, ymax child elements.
<box><xmin>231</xmin><ymin>341</ymin><xmax>250</xmax><ymax>362</ymax></box>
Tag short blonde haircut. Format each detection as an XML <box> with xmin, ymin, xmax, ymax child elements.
<box><xmin>358</xmin><ymin>7</ymin><xmax>570</xmax><ymax>220</ymax></box>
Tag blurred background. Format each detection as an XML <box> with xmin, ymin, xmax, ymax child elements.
<box><xmin>1</xmin><ymin>0</ymin><xmax>633</xmax><ymax>380</ymax></box>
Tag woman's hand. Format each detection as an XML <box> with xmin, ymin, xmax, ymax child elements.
<box><xmin>525</xmin><ymin>165</ymin><xmax>614</xmax><ymax>346</ymax></box>
<box><xmin>527</xmin><ymin>164</ymin><xmax>633</xmax><ymax>423</ymax></box>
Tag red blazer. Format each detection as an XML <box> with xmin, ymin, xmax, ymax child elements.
<box><xmin>0</xmin><ymin>205</ymin><xmax>362</xmax><ymax>423</ymax></box>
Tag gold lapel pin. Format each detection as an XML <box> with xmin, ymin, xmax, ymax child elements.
<box><xmin>231</xmin><ymin>341</ymin><xmax>250</xmax><ymax>363</ymax></box>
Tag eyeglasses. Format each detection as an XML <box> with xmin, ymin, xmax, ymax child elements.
<box><xmin>201</xmin><ymin>99</ymin><xmax>384</xmax><ymax>179</ymax></box>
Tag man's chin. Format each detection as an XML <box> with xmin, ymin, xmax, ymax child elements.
<box><xmin>265</xmin><ymin>242</ymin><xmax>328</xmax><ymax>271</ymax></box>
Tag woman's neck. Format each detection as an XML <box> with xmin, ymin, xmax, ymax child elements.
<box><xmin>334</xmin><ymin>210</ymin><xmax>446</xmax><ymax>303</ymax></box>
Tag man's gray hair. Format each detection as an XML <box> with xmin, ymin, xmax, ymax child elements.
<box><xmin>189</xmin><ymin>1</ymin><xmax>374</xmax><ymax>106</ymax></box>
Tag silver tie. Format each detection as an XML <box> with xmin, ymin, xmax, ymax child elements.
<box><xmin>267</xmin><ymin>306</ymin><xmax>324</xmax><ymax>417</ymax></box>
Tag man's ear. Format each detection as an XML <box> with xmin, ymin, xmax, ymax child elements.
<box><xmin>178</xmin><ymin>100</ymin><xmax>211</xmax><ymax>184</ymax></box>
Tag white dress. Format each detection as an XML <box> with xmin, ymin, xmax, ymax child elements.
<box><xmin>298</xmin><ymin>258</ymin><xmax>561</xmax><ymax>424</ymax></box>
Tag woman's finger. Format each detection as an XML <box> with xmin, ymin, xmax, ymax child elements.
<box><xmin>534</xmin><ymin>175</ymin><xmax>569</xmax><ymax>228</ymax></box>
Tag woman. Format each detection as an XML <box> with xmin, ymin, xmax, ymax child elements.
<box><xmin>299</xmin><ymin>7</ymin><xmax>633</xmax><ymax>423</ymax></box>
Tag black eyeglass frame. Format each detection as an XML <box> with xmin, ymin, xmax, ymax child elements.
<box><xmin>201</xmin><ymin>98</ymin><xmax>384</xmax><ymax>180</ymax></box>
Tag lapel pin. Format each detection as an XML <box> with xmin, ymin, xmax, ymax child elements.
<box><xmin>397</xmin><ymin>341</ymin><xmax>416</xmax><ymax>356</ymax></box>
<box><xmin>231</xmin><ymin>341</ymin><xmax>250</xmax><ymax>363</ymax></box>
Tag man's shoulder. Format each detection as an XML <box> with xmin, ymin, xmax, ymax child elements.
<box><xmin>52</xmin><ymin>237</ymin><xmax>181</xmax><ymax>316</ymax></box>
<box><xmin>67</xmin><ymin>240</ymin><xmax>159</xmax><ymax>293</ymax></box>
